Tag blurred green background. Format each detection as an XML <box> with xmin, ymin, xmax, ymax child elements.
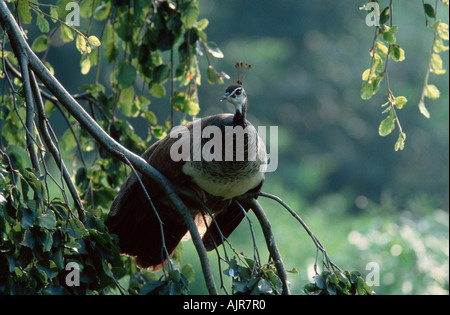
<box><xmin>38</xmin><ymin>0</ymin><xmax>448</xmax><ymax>294</ymax></box>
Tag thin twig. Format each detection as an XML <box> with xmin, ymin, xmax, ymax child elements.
<box><xmin>4</xmin><ymin>57</ymin><xmax>89</xmax><ymax>166</ymax></box>
<box><xmin>119</xmin><ymin>153</ymin><xmax>172</xmax><ymax>276</ymax></box>
<box><xmin>30</xmin><ymin>69</ymin><xmax>86</xmax><ymax>221</ymax></box>
<box><xmin>258</xmin><ymin>192</ymin><xmax>343</xmax><ymax>275</ymax></box>
<box><xmin>234</xmin><ymin>200</ymin><xmax>261</xmax><ymax>273</ymax></box>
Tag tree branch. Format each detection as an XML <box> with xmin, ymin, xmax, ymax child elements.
<box><xmin>18</xmin><ymin>53</ymin><xmax>40</xmax><ymax>173</ymax></box>
<box><xmin>30</xmin><ymin>69</ymin><xmax>86</xmax><ymax>221</ymax></box>
<box><xmin>247</xmin><ymin>198</ymin><xmax>291</xmax><ymax>295</ymax></box>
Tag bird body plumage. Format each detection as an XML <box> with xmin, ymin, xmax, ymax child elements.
<box><xmin>106</xmin><ymin>63</ymin><xmax>266</xmax><ymax>270</ymax></box>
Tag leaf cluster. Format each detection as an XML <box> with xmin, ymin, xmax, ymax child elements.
<box><xmin>418</xmin><ymin>14</ymin><xmax>449</xmax><ymax>118</ymax></box>
<box><xmin>0</xmin><ymin>165</ymin><xmax>120</xmax><ymax>294</ymax></box>
<box><xmin>223</xmin><ymin>257</ymin><xmax>284</xmax><ymax>295</ymax></box>
<box><xmin>360</xmin><ymin>1</ymin><xmax>448</xmax><ymax>151</ymax></box>
<box><xmin>0</xmin><ymin>0</ymin><xmax>223</xmax><ymax>295</ymax></box>
<box><xmin>139</xmin><ymin>265</ymin><xmax>194</xmax><ymax>295</ymax></box>
<box><xmin>304</xmin><ymin>270</ymin><xmax>374</xmax><ymax>295</ymax></box>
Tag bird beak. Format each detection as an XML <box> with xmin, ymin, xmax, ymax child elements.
<box><xmin>220</xmin><ymin>92</ymin><xmax>230</xmax><ymax>102</ymax></box>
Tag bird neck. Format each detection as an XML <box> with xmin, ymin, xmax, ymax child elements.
<box><xmin>233</xmin><ymin>101</ymin><xmax>247</xmax><ymax>127</ymax></box>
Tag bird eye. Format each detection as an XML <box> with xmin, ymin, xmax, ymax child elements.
<box><xmin>235</xmin><ymin>89</ymin><xmax>242</xmax><ymax>95</ymax></box>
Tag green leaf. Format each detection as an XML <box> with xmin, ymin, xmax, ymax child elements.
<box><xmin>394</xmin><ymin>132</ymin><xmax>406</xmax><ymax>151</ymax></box>
<box><xmin>224</xmin><ymin>258</ymin><xmax>239</xmax><ymax>277</ymax></box>
<box><xmin>431</xmin><ymin>68</ymin><xmax>447</xmax><ymax>75</ymax></box>
<box><xmin>56</xmin><ymin>0</ymin><xmax>74</xmax><ymax>19</ymax></box>
<box><xmin>361</xmin><ymin>82</ymin><xmax>374</xmax><ymax>100</ymax></box>
<box><xmin>362</xmin><ymin>68</ymin><xmax>372</xmax><ymax>81</ymax></box>
<box><xmin>20</xmin><ymin>169</ymin><xmax>45</xmax><ymax>200</ymax></box>
<box><xmin>17</xmin><ymin>0</ymin><xmax>32</xmax><ymax>24</ymax></box>
<box><xmin>205</xmin><ymin>41</ymin><xmax>224</xmax><ymax>59</ymax></box>
<box><xmin>50</xmin><ymin>6</ymin><xmax>59</xmax><ymax>22</ymax></box>
<box><xmin>117</xmin><ymin>63</ymin><xmax>137</xmax><ymax>88</ymax></box>
<box><xmin>207</xmin><ymin>65</ymin><xmax>216</xmax><ymax>84</ymax></box>
<box><xmin>424</xmin><ymin>3</ymin><xmax>436</xmax><ymax>18</ymax></box>
<box><xmin>136</xmin><ymin>95</ymin><xmax>150</xmax><ymax>111</ymax></box>
<box><xmin>141</xmin><ymin>110</ymin><xmax>157</xmax><ymax>125</ymax></box>
<box><xmin>21</xmin><ymin>206</ymin><xmax>37</xmax><ymax>229</ymax></box>
<box><xmin>394</xmin><ymin>96</ymin><xmax>407</xmax><ymax>109</ymax></box>
<box><xmin>80</xmin><ymin>54</ymin><xmax>91</xmax><ymax>75</ymax></box>
<box><xmin>424</xmin><ymin>84</ymin><xmax>440</xmax><ymax>99</ymax></box>
<box><xmin>22</xmin><ymin>228</ymin><xmax>35</xmax><ymax>247</ymax></box>
<box><xmin>304</xmin><ymin>283</ymin><xmax>319</xmax><ymax>295</ymax></box>
<box><xmin>118</xmin><ymin>86</ymin><xmax>136</xmax><ymax>116</ymax></box>
<box><xmin>381</xmin><ymin>25</ymin><xmax>397</xmax><ymax>43</ymax></box>
<box><xmin>101</xmin><ymin>260</ymin><xmax>114</xmax><ymax>279</ymax></box>
<box><xmin>37</xmin><ymin>260</ymin><xmax>58</xmax><ymax>279</ymax></box>
<box><xmin>379</xmin><ymin>6</ymin><xmax>390</xmax><ymax>25</ymax></box>
<box><xmin>60</xmin><ymin>24</ymin><xmax>75</xmax><ymax>42</ymax></box>
<box><xmin>194</xmin><ymin>18</ymin><xmax>209</xmax><ymax>31</ymax></box>
<box><xmin>152</xmin><ymin>64</ymin><xmax>170</xmax><ymax>84</ymax></box>
<box><xmin>88</xmin><ymin>35</ymin><xmax>101</xmax><ymax>47</ymax></box>
<box><xmin>418</xmin><ymin>100</ymin><xmax>431</xmax><ymax>118</ymax></box>
<box><xmin>31</xmin><ymin>35</ymin><xmax>49</xmax><ymax>53</ymax></box>
<box><xmin>257</xmin><ymin>279</ymin><xmax>273</xmax><ymax>294</ymax></box>
<box><xmin>313</xmin><ymin>275</ymin><xmax>327</xmax><ymax>290</ymax></box>
<box><xmin>355</xmin><ymin>277</ymin><xmax>367</xmax><ymax>295</ymax></box>
<box><xmin>181</xmin><ymin>264</ymin><xmax>195</xmax><ymax>282</ymax></box>
<box><xmin>89</xmin><ymin>48</ymin><xmax>98</xmax><ymax>67</ymax></box>
<box><xmin>169</xmin><ymin>269</ymin><xmax>181</xmax><ymax>283</ymax></box>
<box><xmin>79</xmin><ymin>0</ymin><xmax>94</xmax><ymax>18</ymax></box>
<box><xmin>389</xmin><ymin>44</ymin><xmax>405</xmax><ymax>62</ymax></box>
<box><xmin>376</xmin><ymin>40</ymin><xmax>389</xmax><ymax>60</ymax></box>
<box><xmin>140</xmin><ymin>281</ymin><xmax>165</xmax><ymax>295</ymax></box>
<box><xmin>430</xmin><ymin>53</ymin><xmax>443</xmax><ymax>72</ymax></box>
<box><xmin>76</xmin><ymin>35</ymin><xmax>92</xmax><ymax>54</ymax></box>
<box><xmin>94</xmin><ymin>3</ymin><xmax>111</xmax><ymax>20</ymax></box>
<box><xmin>232</xmin><ymin>279</ymin><xmax>249</xmax><ymax>293</ymax></box>
<box><xmin>181</xmin><ymin>3</ymin><xmax>199</xmax><ymax>28</ymax></box>
<box><xmin>378</xmin><ymin>110</ymin><xmax>395</xmax><ymax>136</ymax></box>
<box><xmin>149</xmin><ymin>83</ymin><xmax>166</xmax><ymax>98</ymax></box>
<box><xmin>338</xmin><ymin>273</ymin><xmax>351</xmax><ymax>290</ymax></box>
<box><xmin>61</xmin><ymin>218</ymin><xmax>88</xmax><ymax>238</ymax></box>
<box><xmin>37</xmin><ymin>15</ymin><xmax>50</xmax><ymax>33</ymax></box>
<box><xmin>437</xmin><ymin>22</ymin><xmax>449</xmax><ymax>40</ymax></box>
<box><xmin>186</xmin><ymin>101</ymin><xmax>200</xmax><ymax>116</ymax></box>
<box><xmin>36</xmin><ymin>211</ymin><xmax>57</xmax><ymax>230</ymax></box>
<box><xmin>172</xmin><ymin>91</ymin><xmax>187</xmax><ymax>112</ymax></box>
<box><xmin>41</xmin><ymin>230</ymin><xmax>53</xmax><ymax>252</ymax></box>
<box><xmin>152</xmin><ymin>126</ymin><xmax>167</xmax><ymax>139</ymax></box>
<box><xmin>287</xmin><ymin>267</ymin><xmax>299</xmax><ymax>274</ymax></box>
<box><xmin>103</xmin><ymin>24</ymin><xmax>118</xmax><ymax>62</ymax></box>
<box><xmin>105</xmin><ymin>42</ymin><xmax>119</xmax><ymax>63</ymax></box>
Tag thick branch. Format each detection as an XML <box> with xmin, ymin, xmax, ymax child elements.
<box><xmin>0</xmin><ymin>1</ymin><xmax>217</xmax><ymax>295</ymax></box>
<box><xmin>248</xmin><ymin>198</ymin><xmax>290</xmax><ymax>295</ymax></box>
<box><xmin>18</xmin><ymin>53</ymin><xmax>40</xmax><ymax>173</ymax></box>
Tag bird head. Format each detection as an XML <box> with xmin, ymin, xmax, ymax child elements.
<box><xmin>220</xmin><ymin>84</ymin><xmax>246</xmax><ymax>111</ymax></box>
<box><xmin>220</xmin><ymin>61</ymin><xmax>251</xmax><ymax>114</ymax></box>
